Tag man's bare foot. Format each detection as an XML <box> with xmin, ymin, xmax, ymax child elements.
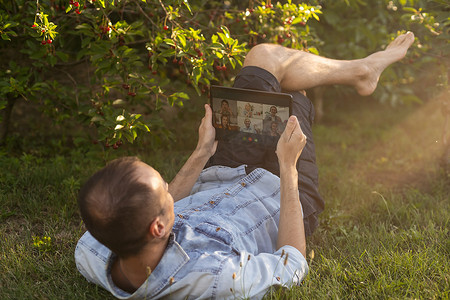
<box><xmin>355</xmin><ymin>31</ymin><xmax>415</xmax><ymax>96</ymax></box>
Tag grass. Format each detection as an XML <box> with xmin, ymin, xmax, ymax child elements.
<box><xmin>0</xmin><ymin>93</ymin><xmax>448</xmax><ymax>299</ymax></box>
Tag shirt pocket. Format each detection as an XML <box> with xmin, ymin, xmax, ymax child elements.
<box><xmin>194</xmin><ymin>221</ymin><xmax>234</xmax><ymax>251</ymax></box>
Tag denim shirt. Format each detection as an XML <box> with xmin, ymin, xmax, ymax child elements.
<box><xmin>75</xmin><ymin>165</ymin><xmax>308</xmax><ymax>299</ymax></box>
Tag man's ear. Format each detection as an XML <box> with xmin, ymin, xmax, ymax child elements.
<box><xmin>149</xmin><ymin>217</ymin><xmax>166</xmax><ymax>239</ymax></box>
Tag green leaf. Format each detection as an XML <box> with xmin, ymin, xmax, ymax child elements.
<box><xmin>402</xmin><ymin>7</ymin><xmax>417</xmax><ymax>13</ymax></box>
<box><xmin>1</xmin><ymin>33</ymin><xmax>10</xmax><ymax>41</ymax></box>
<box><xmin>177</xmin><ymin>34</ymin><xmax>186</xmax><ymax>48</ymax></box>
<box><xmin>183</xmin><ymin>0</ymin><xmax>192</xmax><ymax>14</ymax></box>
<box><xmin>123</xmin><ymin>132</ymin><xmax>134</xmax><ymax>143</ymax></box>
<box><xmin>55</xmin><ymin>51</ymin><xmax>69</xmax><ymax>62</ymax></box>
<box><xmin>171</xmin><ymin>92</ymin><xmax>189</xmax><ymax>99</ymax></box>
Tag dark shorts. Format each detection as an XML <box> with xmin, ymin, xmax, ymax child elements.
<box><xmin>205</xmin><ymin>66</ymin><xmax>324</xmax><ymax>236</ymax></box>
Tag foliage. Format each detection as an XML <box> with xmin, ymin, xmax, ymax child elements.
<box><xmin>0</xmin><ymin>0</ymin><xmax>321</xmax><ymax>148</ymax></box>
<box><xmin>309</xmin><ymin>0</ymin><xmax>449</xmax><ymax>105</ymax></box>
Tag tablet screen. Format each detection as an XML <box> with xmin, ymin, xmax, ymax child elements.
<box><xmin>210</xmin><ymin>85</ymin><xmax>292</xmax><ymax>147</ymax></box>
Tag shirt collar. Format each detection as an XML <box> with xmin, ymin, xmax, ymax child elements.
<box><xmin>105</xmin><ymin>233</ymin><xmax>190</xmax><ymax>298</ymax></box>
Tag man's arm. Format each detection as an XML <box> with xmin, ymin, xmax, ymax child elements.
<box><xmin>168</xmin><ymin>104</ymin><xmax>217</xmax><ymax>202</ymax></box>
<box><xmin>276</xmin><ymin>116</ymin><xmax>307</xmax><ymax>257</ymax></box>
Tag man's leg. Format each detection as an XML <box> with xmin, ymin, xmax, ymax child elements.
<box><xmin>243</xmin><ymin>32</ymin><xmax>414</xmax><ymax>96</ymax></box>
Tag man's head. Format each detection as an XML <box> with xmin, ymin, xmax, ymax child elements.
<box><xmin>244</xmin><ymin>118</ymin><xmax>251</xmax><ymax>128</ymax></box>
<box><xmin>78</xmin><ymin>157</ymin><xmax>174</xmax><ymax>258</ymax></box>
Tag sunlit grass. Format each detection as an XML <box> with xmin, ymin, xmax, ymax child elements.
<box><xmin>0</xmin><ymin>95</ymin><xmax>448</xmax><ymax>299</ymax></box>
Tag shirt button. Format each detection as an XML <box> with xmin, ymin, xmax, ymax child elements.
<box><xmin>177</xmin><ymin>214</ymin><xmax>183</xmax><ymax>219</ymax></box>
<box><xmin>224</xmin><ymin>192</ymin><xmax>230</xmax><ymax>196</ymax></box>
<box><xmin>241</xmin><ymin>182</ymin><xmax>246</xmax><ymax>187</ymax></box>
<box><xmin>216</xmin><ymin>227</ymin><xmax>221</xmax><ymax>232</ymax></box>
<box><xmin>209</xmin><ymin>200</ymin><xmax>215</xmax><ymax>205</ymax></box>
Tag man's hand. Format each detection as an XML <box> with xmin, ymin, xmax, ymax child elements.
<box><xmin>196</xmin><ymin>104</ymin><xmax>218</xmax><ymax>158</ymax></box>
<box><xmin>276</xmin><ymin>116</ymin><xmax>306</xmax><ymax>167</ymax></box>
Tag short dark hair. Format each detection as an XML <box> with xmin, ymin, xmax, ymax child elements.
<box><xmin>78</xmin><ymin>157</ymin><xmax>162</xmax><ymax>258</ymax></box>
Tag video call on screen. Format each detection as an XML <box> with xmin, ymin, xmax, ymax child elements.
<box><xmin>212</xmin><ymin>98</ymin><xmax>290</xmax><ymax>146</ymax></box>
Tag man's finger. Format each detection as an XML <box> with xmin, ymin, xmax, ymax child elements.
<box><xmin>282</xmin><ymin>116</ymin><xmax>298</xmax><ymax>142</ymax></box>
<box><xmin>204</xmin><ymin>104</ymin><xmax>212</xmax><ymax>119</ymax></box>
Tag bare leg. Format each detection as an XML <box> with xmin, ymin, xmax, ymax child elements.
<box><xmin>243</xmin><ymin>32</ymin><xmax>415</xmax><ymax>96</ymax></box>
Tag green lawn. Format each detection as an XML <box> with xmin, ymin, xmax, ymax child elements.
<box><xmin>0</xmin><ymin>95</ymin><xmax>448</xmax><ymax>299</ymax></box>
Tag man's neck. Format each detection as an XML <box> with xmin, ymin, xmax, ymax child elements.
<box><xmin>111</xmin><ymin>236</ymin><xmax>170</xmax><ymax>293</ymax></box>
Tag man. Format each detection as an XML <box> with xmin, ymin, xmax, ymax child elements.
<box><xmin>240</xmin><ymin>117</ymin><xmax>257</xmax><ymax>133</ymax></box>
<box><xmin>75</xmin><ymin>32</ymin><xmax>414</xmax><ymax>299</ymax></box>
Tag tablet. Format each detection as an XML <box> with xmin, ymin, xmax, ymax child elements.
<box><xmin>210</xmin><ymin>85</ymin><xmax>293</xmax><ymax>147</ymax></box>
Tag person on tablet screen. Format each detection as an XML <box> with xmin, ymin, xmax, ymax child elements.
<box><xmin>75</xmin><ymin>32</ymin><xmax>415</xmax><ymax>299</ymax></box>
<box><xmin>218</xmin><ymin>99</ymin><xmax>233</xmax><ymax>118</ymax></box>
<box><xmin>265</xmin><ymin>106</ymin><xmax>282</xmax><ymax>124</ymax></box>
<box><xmin>240</xmin><ymin>118</ymin><xmax>257</xmax><ymax>134</ymax></box>
<box><xmin>243</xmin><ymin>103</ymin><xmax>253</xmax><ymax>118</ymax></box>
<box><xmin>269</xmin><ymin>121</ymin><xmax>281</xmax><ymax>137</ymax></box>
<box><xmin>218</xmin><ymin>114</ymin><xmax>231</xmax><ymax>130</ymax></box>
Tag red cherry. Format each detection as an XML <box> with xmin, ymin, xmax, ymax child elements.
<box><xmin>197</xmin><ymin>51</ymin><xmax>203</xmax><ymax>57</ymax></box>
<box><xmin>215</xmin><ymin>65</ymin><xmax>221</xmax><ymax>71</ymax></box>
<box><xmin>122</xmin><ymin>84</ymin><xmax>130</xmax><ymax>89</ymax></box>
<box><xmin>299</xmin><ymin>21</ymin><xmax>306</xmax><ymax>26</ymax></box>
<box><xmin>75</xmin><ymin>9</ymin><xmax>81</xmax><ymax>14</ymax></box>
<box><xmin>222</xmin><ymin>65</ymin><xmax>227</xmax><ymax>71</ymax></box>
<box><xmin>41</xmin><ymin>40</ymin><xmax>47</xmax><ymax>45</ymax></box>
<box><xmin>128</xmin><ymin>92</ymin><xmax>136</xmax><ymax>97</ymax></box>
<box><xmin>117</xmin><ymin>140</ymin><xmax>123</xmax><ymax>146</ymax></box>
<box><xmin>178</xmin><ymin>60</ymin><xmax>184</xmax><ymax>66</ymax></box>
<box><xmin>163</xmin><ymin>25</ymin><xmax>169</xmax><ymax>30</ymax></box>
<box><xmin>32</xmin><ymin>24</ymin><xmax>37</xmax><ymax>28</ymax></box>
<box><xmin>113</xmin><ymin>144</ymin><xmax>119</xmax><ymax>149</ymax></box>
<box><xmin>173</xmin><ymin>58</ymin><xmax>178</xmax><ymax>64</ymax></box>
<box><xmin>152</xmin><ymin>71</ymin><xmax>157</xmax><ymax>75</ymax></box>
<box><xmin>47</xmin><ymin>39</ymin><xmax>52</xmax><ymax>44</ymax></box>
<box><xmin>74</xmin><ymin>1</ymin><xmax>79</xmax><ymax>7</ymax></box>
